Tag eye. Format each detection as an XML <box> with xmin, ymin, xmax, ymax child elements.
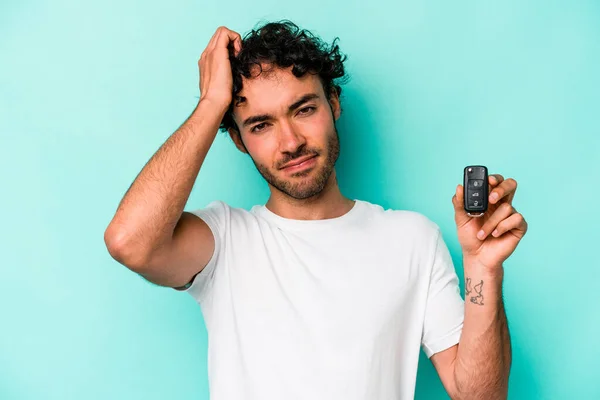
<box><xmin>298</xmin><ymin>106</ymin><xmax>315</xmax><ymax>115</ymax></box>
<box><xmin>251</xmin><ymin>123</ymin><xmax>268</xmax><ymax>133</ymax></box>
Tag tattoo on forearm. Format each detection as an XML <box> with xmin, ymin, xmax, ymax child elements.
<box><xmin>465</xmin><ymin>277</ymin><xmax>484</xmax><ymax>306</ymax></box>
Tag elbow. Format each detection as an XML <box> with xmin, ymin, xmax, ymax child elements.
<box><xmin>452</xmin><ymin>361</ymin><xmax>510</xmax><ymax>400</ymax></box>
<box><xmin>104</xmin><ymin>227</ymin><xmax>151</xmax><ymax>271</ymax></box>
<box><xmin>452</xmin><ymin>379</ymin><xmax>509</xmax><ymax>400</ymax></box>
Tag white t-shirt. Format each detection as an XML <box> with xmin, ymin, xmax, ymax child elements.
<box><xmin>180</xmin><ymin>199</ymin><xmax>464</xmax><ymax>400</ymax></box>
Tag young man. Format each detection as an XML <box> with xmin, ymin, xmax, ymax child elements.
<box><xmin>104</xmin><ymin>20</ymin><xmax>528</xmax><ymax>400</ymax></box>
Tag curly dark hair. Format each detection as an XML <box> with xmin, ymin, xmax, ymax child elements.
<box><xmin>220</xmin><ymin>20</ymin><xmax>350</xmax><ymax>134</ymax></box>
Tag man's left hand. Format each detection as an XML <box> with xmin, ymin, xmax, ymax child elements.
<box><xmin>451</xmin><ymin>174</ymin><xmax>528</xmax><ymax>272</ymax></box>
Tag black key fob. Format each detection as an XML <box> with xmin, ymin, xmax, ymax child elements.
<box><xmin>463</xmin><ymin>165</ymin><xmax>488</xmax><ymax>217</ymax></box>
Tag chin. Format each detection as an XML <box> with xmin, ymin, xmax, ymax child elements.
<box><xmin>282</xmin><ymin>170</ymin><xmax>332</xmax><ymax>199</ymax></box>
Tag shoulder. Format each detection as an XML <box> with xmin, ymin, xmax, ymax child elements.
<box><xmin>360</xmin><ymin>200</ymin><xmax>441</xmax><ymax>236</ymax></box>
<box><xmin>192</xmin><ymin>200</ymin><xmax>253</xmax><ymax>217</ymax></box>
<box><xmin>200</xmin><ymin>200</ymin><xmax>267</xmax><ymax>227</ymax></box>
<box><xmin>188</xmin><ymin>200</ymin><xmax>259</xmax><ymax>229</ymax></box>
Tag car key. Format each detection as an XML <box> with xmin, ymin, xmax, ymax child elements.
<box><xmin>463</xmin><ymin>165</ymin><xmax>488</xmax><ymax>217</ymax></box>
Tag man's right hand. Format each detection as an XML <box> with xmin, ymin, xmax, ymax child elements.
<box><xmin>198</xmin><ymin>26</ymin><xmax>242</xmax><ymax>110</ymax></box>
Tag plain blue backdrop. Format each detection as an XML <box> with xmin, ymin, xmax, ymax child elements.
<box><xmin>1</xmin><ymin>0</ymin><xmax>598</xmax><ymax>398</ymax></box>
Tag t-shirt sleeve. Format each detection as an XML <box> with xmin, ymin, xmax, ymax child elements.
<box><xmin>421</xmin><ymin>227</ymin><xmax>465</xmax><ymax>358</ymax></box>
<box><xmin>173</xmin><ymin>200</ymin><xmax>229</xmax><ymax>302</ymax></box>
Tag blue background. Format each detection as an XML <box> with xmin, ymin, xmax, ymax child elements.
<box><xmin>1</xmin><ymin>0</ymin><xmax>598</xmax><ymax>398</ymax></box>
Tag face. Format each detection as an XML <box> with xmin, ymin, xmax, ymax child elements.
<box><xmin>229</xmin><ymin>65</ymin><xmax>342</xmax><ymax>200</ymax></box>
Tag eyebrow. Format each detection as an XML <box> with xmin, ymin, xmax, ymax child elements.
<box><xmin>241</xmin><ymin>93</ymin><xmax>320</xmax><ymax>128</ymax></box>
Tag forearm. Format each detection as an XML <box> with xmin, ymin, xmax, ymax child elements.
<box><xmin>105</xmin><ymin>99</ymin><xmax>226</xmax><ymax>265</ymax></box>
<box><xmin>453</xmin><ymin>257</ymin><xmax>511</xmax><ymax>399</ymax></box>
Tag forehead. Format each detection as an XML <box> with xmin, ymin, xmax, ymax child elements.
<box><xmin>235</xmin><ymin>65</ymin><xmax>324</xmax><ymax>113</ymax></box>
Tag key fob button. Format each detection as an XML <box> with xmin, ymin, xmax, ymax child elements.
<box><xmin>467</xmin><ymin>179</ymin><xmax>484</xmax><ymax>189</ymax></box>
<box><xmin>468</xmin><ymin>198</ymin><xmax>482</xmax><ymax>207</ymax></box>
<box><xmin>467</xmin><ymin>190</ymin><xmax>484</xmax><ymax>207</ymax></box>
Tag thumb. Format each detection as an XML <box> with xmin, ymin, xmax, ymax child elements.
<box><xmin>452</xmin><ymin>184</ymin><xmax>471</xmax><ymax>226</ymax></box>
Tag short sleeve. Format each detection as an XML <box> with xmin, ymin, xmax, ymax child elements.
<box><xmin>421</xmin><ymin>228</ymin><xmax>465</xmax><ymax>358</ymax></box>
<box><xmin>174</xmin><ymin>200</ymin><xmax>229</xmax><ymax>302</ymax></box>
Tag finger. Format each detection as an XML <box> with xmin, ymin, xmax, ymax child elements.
<box><xmin>487</xmin><ymin>175</ymin><xmax>504</xmax><ymax>202</ymax></box>
<box><xmin>489</xmin><ymin>178</ymin><xmax>518</xmax><ymax>205</ymax></box>
<box><xmin>490</xmin><ymin>212</ymin><xmax>527</xmax><ymax>239</ymax></box>
<box><xmin>214</xmin><ymin>28</ymin><xmax>243</xmax><ymax>56</ymax></box>
<box><xmin>452</xmin><ymin>184</ymin><xmax>471</xmax><ymax>227</ymax></box>
<box><xmin>199</xmin><ymin>29</ymin><xmax>220</xmax><ymax>62</ymax></box>
<box><xmin>477</xmin><ymin>202</ymin><xmax>515</xmax><ymax>240</ymax></box>
<box><xmin>206</xmin><ymin>26</ymin><xmax>226</xmax><ymax>53</ymax></box>
<box><xmin>233</xmin><ymin>35</ymin><xmax>242</xmax><ymax>55</ymax></box>
<box><xmin>489</xmin><ymin>174</ymin><xmax>504</xmax><ymax>186</ymax></box>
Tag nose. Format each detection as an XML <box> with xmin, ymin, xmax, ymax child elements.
<box><xmin>278</xmin><ymin>120</ymin><xmax>306</xmax><ymax>153</ymax></box>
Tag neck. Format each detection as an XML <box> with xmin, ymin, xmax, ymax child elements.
<box><xmin>265</xmin><ymin>171</ymin><xmax>354</xmax><ymax>220</ymax></box>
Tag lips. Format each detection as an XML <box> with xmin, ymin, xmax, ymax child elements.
<box><xmin>280</xmin><ymin>154</ymin><xmax>317</xmax><ymax>170</ymax></box>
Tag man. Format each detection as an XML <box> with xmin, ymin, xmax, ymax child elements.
<box><xmin>104</xmin><ymin>20</ymin><xmax>528</xmax><ymax>400</ymax></box>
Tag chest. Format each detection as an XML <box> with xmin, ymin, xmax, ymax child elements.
<box><xmin>218</xmin><ymin>226</ymin><xmax>426</xmax><ymax>344</ymax></box>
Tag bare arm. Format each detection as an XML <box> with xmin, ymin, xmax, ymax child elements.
<box><xmin>432</xmin><ymin>174</ymin><xmax>524</xmax><ymax>399</ymax></box>
<box><xmin>104</xmin><ymin>27</ymin><xmax>243</xmax><ymax>288</ymax></box>
<box><xmin>104</xmin><ymin>100</ymin><xmax>224</xmax><ymax>284</ymax></box>
<box><xmin>452</xmin><ymin>259</ymin><xmax>511</xmax><ymax>399</ymax></box>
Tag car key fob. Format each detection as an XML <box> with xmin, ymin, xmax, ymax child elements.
<box><xmin>463</xmin><ymin>165</ymin><xmax>488</xmax><ymax>217</ymax></box>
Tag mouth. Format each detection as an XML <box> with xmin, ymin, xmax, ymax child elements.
<box><xmin>280</xmin><ymin>155</ymin><xmax>318</xmax><ymax>172</ymax></box>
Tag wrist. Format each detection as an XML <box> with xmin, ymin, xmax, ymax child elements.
<box><xmin>186</xmin><ymin>98</ymin><xmax>230</xmax><ymax>133</ymax></box>
<box><xmin>462</xmin><ymin>254</ymin><xmax>504</xmax><ymax>279</ymax></box>
<box><xmin>198</xmin><ymin>96</ymin><xmax>231</xmax><ymax>116</ymax></box>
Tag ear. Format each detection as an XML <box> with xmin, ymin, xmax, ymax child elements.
<box><xmin>228</xmin><ymin>128</ymin><xmax>248</xmax><ymax>154</ymax></box>
<box><xmin>328</xmin><ymin>89</ymin><xmax>341</xmax><ymax>121</ymax></box>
